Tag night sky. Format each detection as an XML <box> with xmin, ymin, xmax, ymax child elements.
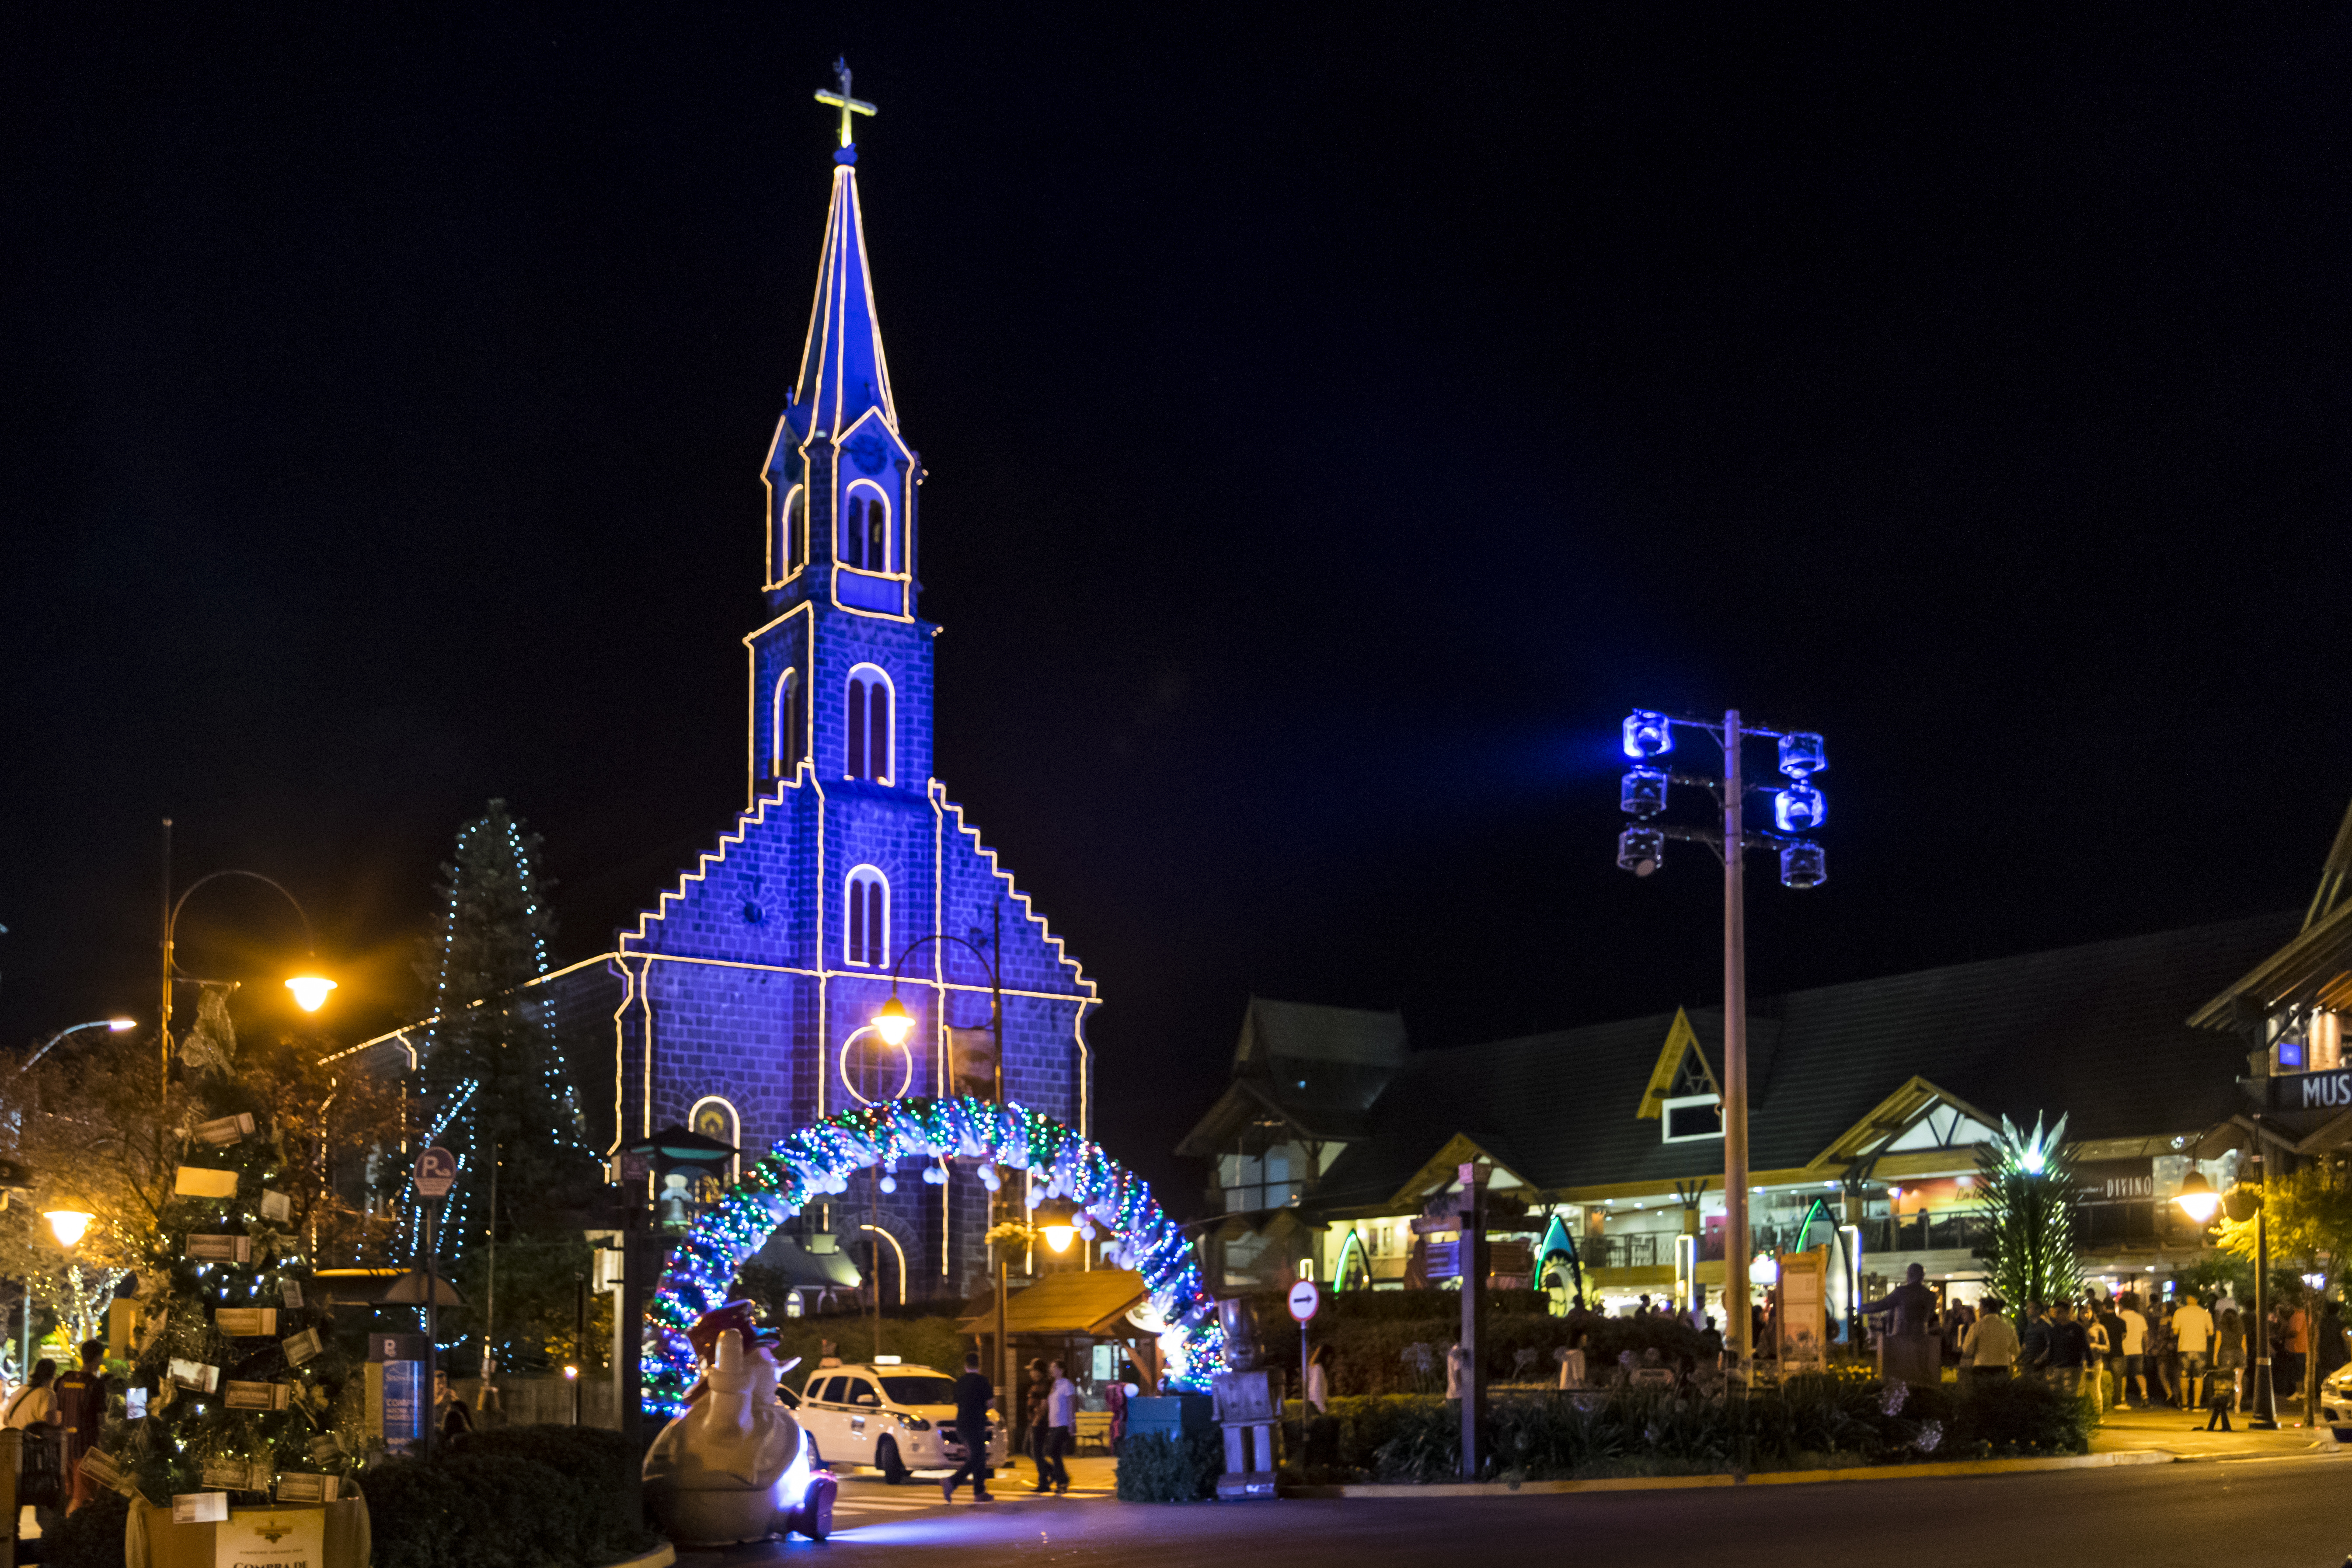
<box><xmin>7</xmin><ymin>9</ymin><xmax>2349</xmax><ymax>1206</ymax></box>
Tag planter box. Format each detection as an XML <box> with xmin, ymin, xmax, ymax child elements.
<box><xmin>127</xmin><ymin>1499</ymin><xmax>370</xmax><ymax>1568</ymax></box>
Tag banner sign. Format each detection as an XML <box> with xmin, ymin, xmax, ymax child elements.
<box><xmin>2269</xmin><ymin>1068</ymin><xmax>2352</xmax><ymax>1112</ymax></box>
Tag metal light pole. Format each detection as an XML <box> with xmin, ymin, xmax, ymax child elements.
<box><xmin>871</xmin><ymin>916</ymin><xmax>1007</xmax><ymax>1388</ymax></box>
<box><xmin>22</xmin><ymin>1017</ymin><xmax>136</xmax><ymax>1073</ymax></box>
<box><xmin>1616</xmin><ymin>710</ymin><xmax>1827</xmax><ymax>1383</ymax></box>
<box><xmin>157</xmin><ymin>821</ymin><xmax>338</xmax><ymax>1099</ymax></box>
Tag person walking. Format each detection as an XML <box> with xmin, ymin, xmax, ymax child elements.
<box><xmin>5</xmin><ymin>1360</ymin><xmax>60</xmax><ymax>1539</ymax></box>
<box><xmin>2094</xmin><ymin>1297</ymin><xmax>2127</xmax><ymax>1410</ymax></box>
<box><xmin>2146</xmin><ymin>1306</ymin><xmax>2177</xmax><ymax>1408</ymax></box>
<box><xmin>1304</xmin><ymin>1344</ymin><xmax>1330</xmax><ymax>1414</ymax></box>
<box><xmin>1023</xmin><ymin>1360</ymin><xmax>1050</xmax><ymax>1481</ymax></box>
<box><xmin>52</xmin><ymin>1341</ymin><xmax>110</xmax><ymax>1515</ymax></box>
<box><xmin>2172</xmin><ymin>1293</ymin><xmax>2215</xmax><ymax>1413</ymax></box>
<box><xmin>942</xmin><ymin>1352</ymin><xmax>998</xmax><ymax>1503</ymax></box>
<box><xmin>2282</xmin><ymin>1300</ymin><xmax>2313</xmax><ymax>1408</ymax></box>
<box><xmin>1033</xmin><ymin>1360</ymin><xmax>1074</xmax><ymax>1495</ymax></box>
<box><xmin>2082</xmin><ymin>1301</ymin><xmax>2112</xmax><ymax>1414</ymax></box>
<box><xmin>2117</xmin><ymin>1292</ymin><xmax>2150</xmax><ymax>1406</ymax></box>
<box><xmin>2214</xmin><ymin>1307</ymin><xmax>2247</xmax><ymax>1423</ymax></box>
<box><xmin>1961</xmin><ymin>1297</ymin><xmax>2020</xmax><ymax>1387</ymax></box>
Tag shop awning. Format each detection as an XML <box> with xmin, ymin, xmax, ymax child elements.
<box><xmin>957</xmin><ymin>1268</ymin><xmax>1149</xmax><ymax>1339</ymax></box>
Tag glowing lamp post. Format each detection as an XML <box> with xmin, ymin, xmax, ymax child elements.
<box><xmin>44</xmin><ymin>1210</ymin><xmax>93</xmax><ymax>1250</ymax></box>
<box><xmin>157</xmin><ymin>820</ymin><xmax>337</xmax><ymax>1099</ymax></box>
<box><xmin>22</xmin><ymin>1016</ymin><xmax>136</xmax><ymax>1073</ymax></box>
<box><xmin>1613</xmin><ymin>709</ymin><xmax>1829</xmax><ymax>1383</ymax></box>
<box><xmin>2175</xmin><ymin>1163</ymin><xmax>2277</xmax><ymax>1427</ymax></box>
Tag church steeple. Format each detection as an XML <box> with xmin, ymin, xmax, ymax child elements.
<box><xmin>791</xmin><ymin>59</ymin><xmax>893</xmax><ymax>439</ymax></box>
<box><xmin>761</xmin><ymin>61</ymin><xmax>916</xmax><ymax>606</ymax></box>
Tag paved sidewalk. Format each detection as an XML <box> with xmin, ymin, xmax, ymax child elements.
<box><xmin>2089</xmin><ymin>1396</ymin><xmax>2340</xmax><ymax>1461</ymax></box>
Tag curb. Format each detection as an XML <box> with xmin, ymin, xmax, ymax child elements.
<box><xmin>605</xmin><ymin>1546</ymin><xmax>678</xmax><ymax>1568</ymax></box>
<box><xmin>1291</xmin><ymin>1449</ymin><xmax>2174</xmax><ymax>1498</ymax></box>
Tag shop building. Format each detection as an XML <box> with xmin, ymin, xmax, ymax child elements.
<box><xmin>1180</xmin><ymin>915</ymin><xmax>2296</xmax><ymax>1314</ymax></box>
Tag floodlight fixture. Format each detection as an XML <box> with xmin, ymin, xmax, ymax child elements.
<box><xmin>1773</xmin><ymin>784</ymin><xmax>1826</xmax><ymax>833</ymax></box>
<box><xmin>1620</xmin><ymin>767</ymin><xmax>1668</xmax><ymax>819</ymax></box>
<box><xmin>1617</xmin><ymin>828</ymin><xmax>1664</xmax><ymax>878</ymax></box>
<box><xmin>1779</xmin><ymin>842</ymin><xmax>1826</xmax><ymax>889</ymax></box>
<box><xmin>2173</xmin><ymin>1171</ymin><xmax>2220</xmax><ymax>1226</ymax></box>
<box><xmin>1778</xmin><ymin>732</ymin><xmax>1826</xmax><ymax>779</ymax></box>
<box><xmin>1621</xmin><ymin>711</ymin><xmax>1673</xmax><ymax>761</ymax></box>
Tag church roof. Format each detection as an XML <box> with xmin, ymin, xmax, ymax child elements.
<box><xmin>1302</xmin><ymin>913</ymin><xmax>2296</xmax><ymax>1216</ymax></box>
<box><xmin>787</xmin><ymin>153</ymin><xmax>897</xmax><ymax>441</ymax></box>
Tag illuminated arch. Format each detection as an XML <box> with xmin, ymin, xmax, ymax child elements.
<box><xmin>643</xmin><ymin>1097</ymin><xmax>1224</xmax><ymax>1412</ymax></box>
<box><xmin>1332</xmin><ymin>1227</ymin><xmax>1372</xmax><ymax>1292</ymax></box>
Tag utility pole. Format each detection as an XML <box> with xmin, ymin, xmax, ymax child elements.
<box><xmin>1721</xmin><ymin>710</ymin><xmax>1752</xmax><ymax>1379</ymax></box>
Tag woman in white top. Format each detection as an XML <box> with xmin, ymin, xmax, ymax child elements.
<box><xmin>2</xmin><ymin>1360</ymin><xmax>56</xmax><ymax>1429</ymax></box>
<box><xmin>1304</xmin><ymin>1345</ymin><xmax>1330</xmax><ymax>1413</ymax></box>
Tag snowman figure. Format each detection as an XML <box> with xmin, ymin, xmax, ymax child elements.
<box><xmin>643</xmin><ymin>1302</ymin><xmax>836</xmax><ymax>1544</ymax></box>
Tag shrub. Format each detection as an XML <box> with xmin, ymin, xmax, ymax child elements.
<box><xmin>46</xmin><ymin>1490</ymin><xmax>130</xmax><ymax>1568</ymax></box>
<box><xmin>360</xmin><ymin>1423</ymin><xmax>662</xmax><ymax>1568</ymax></box>
<box><xmin>1114</xmin><ymin>1429</ymin><xmax>1223</xmax><ymax>1502</ymax></box>
<box><xmin>1949</xmin><ymin>1375</ymin><xmax>2094</xmax><ymax>1455</ymax></box>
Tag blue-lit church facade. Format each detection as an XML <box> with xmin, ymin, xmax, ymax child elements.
<box><xmin>609</xmin><ymin>142</ymin><xmax>1096</xmax><ymax>1301</ymax></box>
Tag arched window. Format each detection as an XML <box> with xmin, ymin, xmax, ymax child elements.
<box><xmin>844</xmin><ymin>866</ymin><xmax>888</xmax><ymax>967</ymax></box>
<box><xmin>845</xmin><ymin>665</ymin><xmax>892</xmax><ymax>784</ymax></box>
<box><xmin>778</xmin><ymin>484</ymin><xmax>808</xmax><ymax>575</ymax></box>
<box><xmin>689</xmin><ymin>1095</ymin><xmax>742</xmax><ymax>1182</ymax></box>
<box><xmin>770</xmin><ymin>669</ymin><xmax>805</xmax><ymax>778</ymax></box>
<box><xmin>841</xmin><ymin>482</ymin><xmax>892</xmax><ymax>572</ymax></box>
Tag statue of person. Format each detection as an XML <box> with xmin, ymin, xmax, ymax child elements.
<box><xmin>1859</xmin><ymin>1263</ymin><xmax>1942</xmax><ymax>1387</ymax></box>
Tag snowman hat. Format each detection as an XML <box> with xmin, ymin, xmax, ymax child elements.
<box><xmin>688</xmin><ymin>1301</ymin><xmax>779</xmax><ymax>1365</ymax></box>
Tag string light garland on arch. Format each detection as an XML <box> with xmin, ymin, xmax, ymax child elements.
<box><xmin>642</xmin><ymin>1096</ymin><xmax>1224</xmax><ymax>1414</ymax></box>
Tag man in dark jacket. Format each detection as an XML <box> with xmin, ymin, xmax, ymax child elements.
<box><xmin>2018</xmin><ymin>1301</ymin><xmax>2050</xmax><ymax>1375</ymax></box>
<box><xmin>942</xmin><ymin>1352</ymin><xmax>997</xmax><ymax>1503</ymax></box>
<box><xmin>2041</xmin><ymin>1301</ymin><xmax>2091</xmax><ymax>1396</ymax></box>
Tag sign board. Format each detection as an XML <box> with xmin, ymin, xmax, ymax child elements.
<box><xmin>1422</xmin><ymin>1240</ymin><xmax>1460</xmax><ymax>1280</ymax></box>
<box><xmin>1286</xmin><ymin>1279</ymin><xmax>1321</xmax><ymax>1323</ymax></box>
<box><xmin>1777</xmin><ymin>1247</ymin><xmax>1829</xmax><ymax>1373</ymax></box>
<box><xmin>414</xmin><ymin>1146</ymin><xmax>457</xmax><ymax>1198</ymax></box>
<box><xmin>212</xmin><ymin>1505</ymin><xmax>324</xmax><ymax>1568</ymax></box>
<box><xmin>2268</xmin><ymin>1068</ymin><xmax>2352</xmax><ymax>1113</ymax></box>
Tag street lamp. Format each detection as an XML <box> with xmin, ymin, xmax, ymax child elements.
<box><xmin>158</xmin><ymin>819</ymin><xmax>338</xmax><ymax>1098</ymax></box>
<box><xmin>2178</xmin><ymin>1147</ymin><xmax>2278</xmax><ymax>1429</ymax></box>
<box><xmin>22</xmin><ymin>1017</ymin><xmax>136</xmax><ymax>1073</ymax></box>
<box><xmin>43</xmin><ymin>1210</ymin><xmax>92</xmax><ymax>1250</ymax></box>
<box><xmin>1613</xmin><ymin>708</ymin><xmax>1829</xmax><ymax>1383</ymax></box>
<box><xmin>868</xmin><ymin>913</ymin><xmax>1012</xmax><ymax>1394</ymax></box>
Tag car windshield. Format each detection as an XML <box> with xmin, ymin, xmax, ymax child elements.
<box><xmin>879</xmin><ymin>1375</ymin><xmax>958</xmax><ymax>1407</ymax></box>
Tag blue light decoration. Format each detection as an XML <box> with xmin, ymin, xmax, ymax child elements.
<box><xmin>1773</xmin><ymin>783</ymin><xmax>1826</xmax><ymax>832</ymax></box>
<box><xmin>1777</xmin><ymin>732</ymin><xmax>1827</xmax><ymax>779</ymax></box>
<box><xmin>1617</xmin><ymin>827</ymin><xmax>1664</xmax><ymax>878</ymax></box>
<box><xmin>642</xmin><ymin>1096</ymin><xmax>1224</xmax><ymax>1416</ymax></box>
<box><xmin>1621</xmin><ymin>710</ymin><xmax>1673</xmax><ymax>760</ymax></box>
<box><xmin>1779</xmin><ymin>841</ymin><xmax>1827</xmax><ymax>889</ymax></box>
<box><xmin>1620</xmin><ymin>767</ymin><xmax>1668</xmax><ymax>819</ymax></box>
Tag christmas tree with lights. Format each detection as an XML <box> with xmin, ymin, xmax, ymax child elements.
<box><xmin>89</xmin><ymin>985</ymin><xmax>367</xmax><ymax>1511</ymax></box>
<box><xmin>1975</xmin><ymin>1113</ymin><xmax>2083</xmax><ymax>1310</ymax></box>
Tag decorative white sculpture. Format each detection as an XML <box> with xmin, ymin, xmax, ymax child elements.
<box><xmin>643</xmin><ymin>1303</ymin><xmax>835</xmax><ymax>1544</ymax></box>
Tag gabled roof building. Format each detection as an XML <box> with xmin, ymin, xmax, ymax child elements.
<box><xmin>1181</xmin><ymin>915</ymin><xmax>2296</xmax><ymax>1309</ymax></box>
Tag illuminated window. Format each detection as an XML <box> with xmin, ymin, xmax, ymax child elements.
<box><xmin>778</xmin><ymin>484</ymin><xmax>808</xmax><ymax>575</ymax></box>
<box><xmin>845</xmin><ymin>866</ymin><xmax>888</xmax><ymax>967</ymax></box>
<box><xmin>771</xmin><ymin>669</ymin><xmax>805</xmax><ymax>778</ymax></box>
<box><xmin>841</xmin><ymin>482</ymin><xmax>892</xmax><ymax>571</ymax></box>
<box><xmin>845</xmin><ymin>665</ymin><xmax>892</xmax><ymax>784</ymax></box>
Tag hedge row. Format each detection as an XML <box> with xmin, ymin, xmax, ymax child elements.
<box><xmin>361</xmin><ymin>1426</ymin><xmax>661</xmax><ymax>1568</ymax></box>
<box><xmin>1276</xmin><ymin>1373</ymin><xmax>2094</xmax><ymax>1484</ymax></box>
<box><xmin>1250</xmin><ymin>1309</ymin><xmax>1714</xmax><ymax>1395</ymax></box>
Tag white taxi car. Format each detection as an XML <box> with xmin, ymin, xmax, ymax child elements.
<box><xmin>796</xmin><ymin>1359</ymin><xmax>1008</xmax><ymax>1484</ymax></box>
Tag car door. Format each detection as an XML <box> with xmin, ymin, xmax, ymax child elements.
<box><xmin>800</xmin><ymin>1375</ymin><xmax>844</xmax><ymax>1462</ymax></box>
<box><xmin>843</xmin><ymin>1375</ymin><xmax>883</xmax><ymax>1461</ymax></box>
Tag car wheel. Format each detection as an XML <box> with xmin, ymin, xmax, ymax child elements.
<box><xmin>876</xmin><ymin>1436</ymin><xmax>908</xmax><ymax>1485</ymax></box>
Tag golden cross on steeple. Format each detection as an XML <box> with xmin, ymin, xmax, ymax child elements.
<box><xmin>813</xmin><ymin>57</ymin><xmax>876</xmax><ymax>149</ymax></box>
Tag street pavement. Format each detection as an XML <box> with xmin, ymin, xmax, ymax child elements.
<box><xmin>674</xmin><ymin>1442</ymin><xmax>2352</xmax><ymax>1567</ymax></box>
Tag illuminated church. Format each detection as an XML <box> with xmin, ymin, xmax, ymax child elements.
<box><xmin>603</xmin><ymin>91</ymin><xmax>1097</xmax><ymax>1300</ymax></box>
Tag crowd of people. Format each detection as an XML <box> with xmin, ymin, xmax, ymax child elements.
<box><xmin>1947</xmin><ymin>1288</ymin><xmax>2350</xmax><ymax>1426</ymax></box>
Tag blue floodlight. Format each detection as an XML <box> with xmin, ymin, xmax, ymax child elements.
<box><xmin>1780</xmin><ymin>841</ymin><xmax>1826</xmax><ymax>889</ymax></box>
<box><xmin>1773</xmin><ymin>784</ymin><xmax>1825</xmax><ymax>833</ymax></box>
<box><xmin>1620</xmin><ymin>767</ymin><xmax>1668</xmax><ymax>819</ymax></box>
<box><xmin>1778</xmin><ymin>732</ymin><xmax>1826</xmax><ymax>779</ymax></box>
<box><xmin>1622</xmin><ymin>711</ymin><xmax>1673</xmax><ymax>760</ymax></box>
<box><xmin>1617</xmin><ymin>828</ymin><xmax>1664</xmax><ymax>878</ymax></box>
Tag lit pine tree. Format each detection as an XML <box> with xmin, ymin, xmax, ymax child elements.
<box><xmin>1974</xmin><ymin>1113</ymin><xmax>2083</xmax><ymax>1309</ymax></box>
<box><xmin>408</xmin><ymin>801</ymin><xmax>598</xmax><ymax>1374</ymax></box>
